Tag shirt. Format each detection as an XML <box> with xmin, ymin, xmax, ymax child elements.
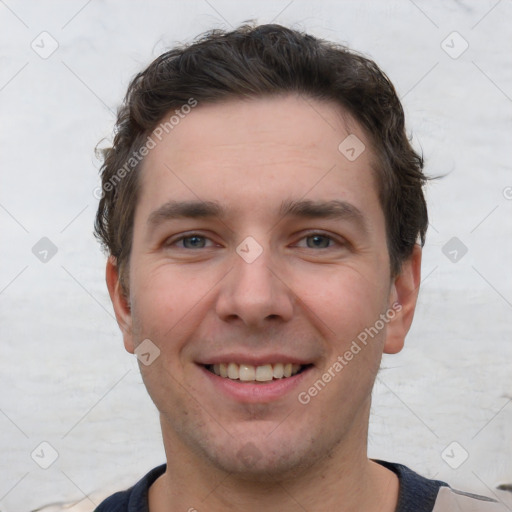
<box><xmin>94</xmin><ymin>460</ymin><xmax>506</xmax><ymax>511</ymax></box>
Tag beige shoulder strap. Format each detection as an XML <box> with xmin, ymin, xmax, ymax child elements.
<box><xmin>433</xmin><ymin>486</ymin><xmax>508</xmax><ymax>511</ymax></box>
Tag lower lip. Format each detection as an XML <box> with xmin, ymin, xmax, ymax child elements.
<box><xmin>198</xmin><ymin>365</ymin><xmax>313</xmax><ymax>403</ymax></box>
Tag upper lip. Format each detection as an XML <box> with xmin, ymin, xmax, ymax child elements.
<box><xmin>197</xmin><ymin>354</ymin><xmax>314</xmax><ymax>366</ymax></box>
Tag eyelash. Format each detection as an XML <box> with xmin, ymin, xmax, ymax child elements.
<box><xmin>166</xmin><ymin>232</ymin><xmax>343</xmax><ymax>250</ymax></box>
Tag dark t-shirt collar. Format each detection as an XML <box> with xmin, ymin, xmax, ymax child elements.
<box><xmin>374</xmin><ymin>459</ymin><xmax>448</xmax><ymax>512</ymax></box>
<box><xmin>95</xmin><ymin>460</ymin><xmax>447</xmax><ymax>512</ymax></box>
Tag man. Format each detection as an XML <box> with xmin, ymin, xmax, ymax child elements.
<box><xmin>93</xmin><ymin>23</ymin><xmax>505</xmax><ymax>511</ymax></box>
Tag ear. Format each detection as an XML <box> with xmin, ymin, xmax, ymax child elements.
<box><xmin>383</xmin><ymin>244</ymin><xmax>422</xmax><ymax>354</ymax></box>
<box><xmin>106</xmin><ymin>255</ymin><xmax>135</xmax><ymax>354</ymax></box>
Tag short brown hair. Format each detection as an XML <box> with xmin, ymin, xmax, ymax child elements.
<box><xmin>94</xmin><ymin>23</ymin><xmax>429</xmax><ymax>294</ymax></box>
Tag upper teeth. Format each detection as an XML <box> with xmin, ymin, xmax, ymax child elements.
<box><xmin>210</xmin><ymin>363</ymin><xmax>302</xmax><ymax>381</ymax></box>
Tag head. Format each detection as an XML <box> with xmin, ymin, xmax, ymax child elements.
<box><xmin>95</xmin><ymin>24</ymin><xmax>427</xmax><ymax>296</ymax></box>
<box><xmin>96</xmin><ymin>24</ymin><xmax>427</xmax><ymax>480</ymax></box>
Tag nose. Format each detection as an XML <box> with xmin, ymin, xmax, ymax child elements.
<box><xmin>214</xmin><ymin>240</ymin><xmax>295</xmax><ymax>329</ymax></box>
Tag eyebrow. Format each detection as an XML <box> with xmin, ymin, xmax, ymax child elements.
<box><xmin>146</xmin><ymin>198</ymin><xmax>368</xmax><ymax>233</ymax></box>
<box><xmin>278</xmin><ymin>199</ymin><xmax>367</xmax><ymax>232</ymax></box>
<box><xmin>147</xmin><ymin>200</ymin><xmax>224</xmax><ymax>227</ymax></box>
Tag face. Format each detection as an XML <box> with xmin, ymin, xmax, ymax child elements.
<box><xmin>107</xmin><ymin>94</ymin><xmax>420</xmax><ymax>480</ymax></box>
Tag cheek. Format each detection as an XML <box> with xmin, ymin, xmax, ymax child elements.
<box><xmin>129</xmin><ymin>259</ymin><xmax>220</xmax><ymax>354</ymax></box>
<box><xmin>292</xmin><ymin>263</ymin><xmax>390</xmax><ymax>341</ymax></box>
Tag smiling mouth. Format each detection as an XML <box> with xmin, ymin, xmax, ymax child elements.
<box><xmin>204</xmin><ymin>362</ymin><xmax>312</xmax><ymax>383</ymax></box>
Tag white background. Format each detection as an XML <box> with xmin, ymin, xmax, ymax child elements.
<box><xmin>1</xmin><ymin>1</ymin><xmax>511</xmax><ymax>510</ymax></box>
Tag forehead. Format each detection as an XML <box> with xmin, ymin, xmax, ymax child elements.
<box><xmin>136</xmin><ymin>94</ymin><xmax>380</xmax><ymax>224</ymax></box>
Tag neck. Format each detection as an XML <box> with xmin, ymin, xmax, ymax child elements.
<box><xmin>149</xmin><ymin>423</ymin><xmax>399</xmax><ymax>512</ymax></box>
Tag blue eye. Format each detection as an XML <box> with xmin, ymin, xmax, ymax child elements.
<box><xmin>185</xmin><ymin>236</ymin><xmax>205</xmax><ymax>248</ymax></box>
<box><xmin>304</xmin><ymin>234</ymin><xmax>333</xmax><ymax>249</ymax></box>
<box><xmin>174</xmin><ymin>235</ymin><xmax>211</xmax><ymax>249</ymax></box>
<box><xmin>294</xmin><ymin>233</ymin><xmax>338</xmax><ymax>249</ymax></box>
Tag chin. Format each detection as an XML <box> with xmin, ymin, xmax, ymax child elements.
<box><xmin>212</xmin><ymin>448</ymin><xmax>316</xmax><ymax>482</ymax></box>
<box><xmin>193</xmin><ymin>426</ymin><xmax>328</xmax><ymax>482</ymax></box>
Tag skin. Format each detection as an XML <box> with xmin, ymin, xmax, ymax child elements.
<box><xmin>106</xmin><ymin>94</ymin><xmax>422</xmax><ymax>511</ymax></box>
